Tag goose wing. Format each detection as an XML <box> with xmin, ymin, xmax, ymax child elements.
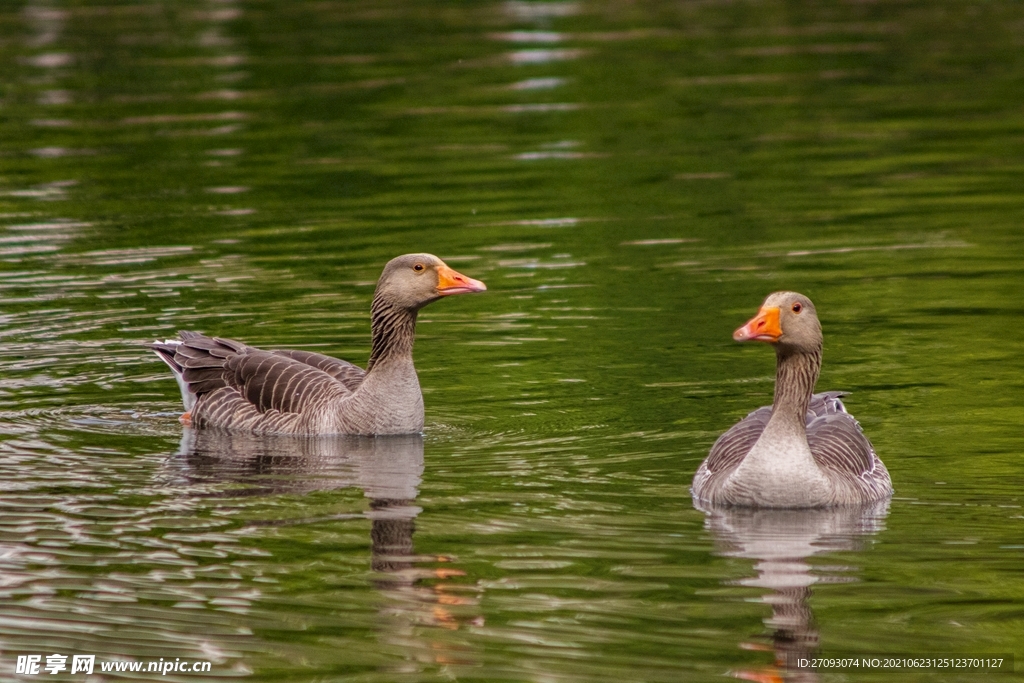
<box><xmin>270</xmin><ymin>349</ymin><xmax>366</xmax><ymax>391</ymax></box>
<box><xmin>157</xmin><ymin>331</ymin><xmax>354</xmax><ymax>416</ymax></box>
<box><xmin>805</xmin><ymin>392</ymin><xmax>892</xmax><ymax>497</ymax></box>
<box><xmin>700</xmin><ymin>405</ymin><xmax>773</xmax><ymax>476</ymax></box>
<box><xmin>807</xmin><ymin>390</ymin><xmax>848</xmax><ymax>419</ymax></box>
<box><xmin>806</xmin><ymin>411</ymin><xmax>879</xmax><ymax>478</ymax></box>
<box><xmin>806</xmin><ymin>391</ymin><xmax>880</xmax><ymax>476</ymax></box>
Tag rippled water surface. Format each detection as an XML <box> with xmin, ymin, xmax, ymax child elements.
<box><xmin>2</xmin><ymin>1</ymin><xmax>1023</xmax><ymax>681</ymax></box>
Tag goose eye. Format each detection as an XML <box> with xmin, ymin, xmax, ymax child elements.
<box><xmin>413</xmin><ymin>263</ymin><xmax>425</xmax><ymax>272</ymax></box>
<box><xmin>792</xmin><ymin>303</ymin><xmax>802</xmax><ymax>313</ymax></box>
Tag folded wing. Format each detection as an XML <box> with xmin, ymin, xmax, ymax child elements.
<box><xmin>151</xmin><ymin>331</ymin><xmax>356</xmax><ymax>418</ymax></box>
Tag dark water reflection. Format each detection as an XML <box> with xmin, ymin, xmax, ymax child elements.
<box><xmin>173</xmin><ymin>432</ymin><xmax>482</xmax><ymax>677</ymax></box>
<box><xmin>698</xmin><ymin>502</ymin><xmax>889</xmax><ymax>683</ymax></box>
<box><xmin>1</xmin><ymin>0</ymin><xmax>1023</xmax><ymax>680</ymax></box>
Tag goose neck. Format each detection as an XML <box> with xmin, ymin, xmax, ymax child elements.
<box><xmin>367</xmin><ymin>295</ymin><xmax>418</xmax><ymax>371</ymax></box>
<box><xmin>770</xmin><ymin>346</ymin><xmax>821</xmax><ymax>427</ymax></box>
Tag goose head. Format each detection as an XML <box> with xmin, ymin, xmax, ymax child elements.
<box><xmin>375</xmin><ymin>253</ymin><xmax>487</xmax><ymax>311</ymax></box>
<box><xmin>733</xmin><ymin>291</ymin><xmax>822</xmax><ymax>353</ymax></box>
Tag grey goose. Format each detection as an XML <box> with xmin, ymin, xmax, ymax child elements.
<box><xmin>692</xmin><ymin>292</ymin><xmax>893</xmax><ymax>508</ymax></box>
<box><xmin>152</xmin><ymin>253</ymin><xmax>485</xmax><ymax>435</ymax></box>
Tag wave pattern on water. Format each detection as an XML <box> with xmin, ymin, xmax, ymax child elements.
<box><xmin>0</xmin><ymin>0</ymin><xmax>1023</xmax><ymax>681</ymax></box>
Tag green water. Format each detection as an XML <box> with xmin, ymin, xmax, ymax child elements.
<box><xmin>1</xmin><ymin>0</ymin><xmax>1023</xmax><ymax>681</ymax></box>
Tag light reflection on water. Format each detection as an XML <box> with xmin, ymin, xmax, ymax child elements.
<box><xmin>0</xmin><ymin>0</ymin><xmax>1023</xmax><ymax>680</ymax></box>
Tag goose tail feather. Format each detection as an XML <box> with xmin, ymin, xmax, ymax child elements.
<box><xmin>151</xmin><ymin>338</ymin><xmax>197</xmax><ymax>411</ymax></box>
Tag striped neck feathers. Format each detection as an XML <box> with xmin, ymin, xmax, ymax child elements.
<box><xmin>771</xmin><ymin>343</ymin><xmax>822</xmax><ymax>427</ymax></box>
<box><xmin>367</xmin><ymin>293</ymin><xmax>418</xmax><ymax>371</ymax></box>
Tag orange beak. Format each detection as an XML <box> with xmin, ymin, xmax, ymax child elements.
<box><xmin>436</xmin><ymin>263</ymin><xmax>487</xmax><ymax>296</ymax></box>
<box><xmin>733</xmin><ymin>306</ymin><xmax>782</xmax><ymax>342</ymax></box>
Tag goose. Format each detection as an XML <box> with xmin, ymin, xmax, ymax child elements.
<box><xmin>151</xmin><ymin>253</ymin><xmax>485</xmax><ymax>435</ymax></box>
<box><xmin>692</xmin><ymin>292</ymin><xmax>892</xmax><ymax>508</ymax></box>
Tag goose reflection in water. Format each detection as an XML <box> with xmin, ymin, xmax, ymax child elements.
<box><xmin>696</xmin><ymin>501</ymin><xmax>889</xmax><ymax>683</ymax></box>
<box><xmin>169</xmin><ymin>430</ymin><xmax>480</xmax><ymax>671</ymax></box>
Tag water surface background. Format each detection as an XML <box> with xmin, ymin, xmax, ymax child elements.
<box><xmin>1</xmin><ymin>0</ymin><xmax>1023</xmax><ymax>680</ymax></box>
